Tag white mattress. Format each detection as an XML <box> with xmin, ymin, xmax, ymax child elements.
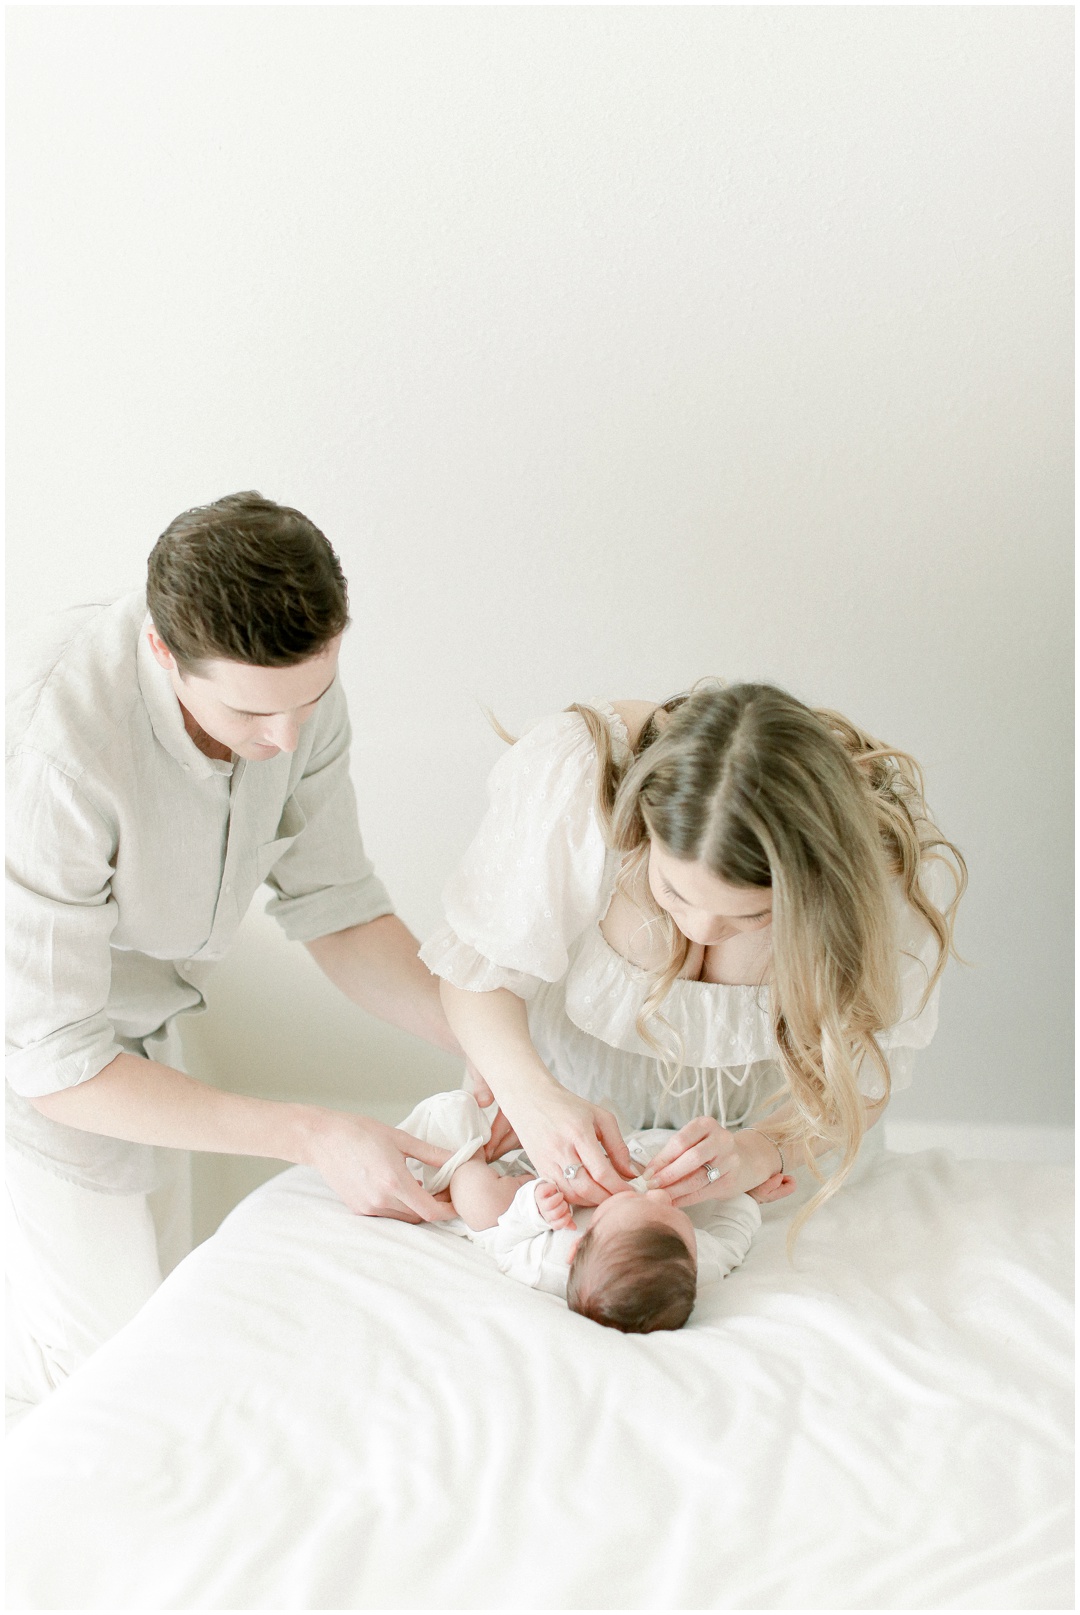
<box><xmin>6</xmin><ymin>1147</ymin><xmax>1073</xmax><ymax>1610</ymax></box>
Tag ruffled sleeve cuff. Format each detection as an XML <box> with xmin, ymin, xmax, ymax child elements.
<box><xmin>858</xmin><ymin>1044</ymin><xmax>917</xmax><ymax>1102</ymax></box>
<box><xmin>866</xmin><ymin>858</ymin><xmax>962</xmax><ymax>1077</ymax></box>
<box><xmin>419</xmin><ymin>923</ymin><xmax>544</xmax><ymax>1002</ymax></box>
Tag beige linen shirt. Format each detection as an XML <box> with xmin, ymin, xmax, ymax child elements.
<box><xmin>6</xmin><ymin>591</ymin><xmax>393</xmax><ymax>1193</ymax></box>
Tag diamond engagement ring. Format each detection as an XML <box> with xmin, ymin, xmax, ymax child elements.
<box><xmin>705</xmin><ymin>1165</ymin><xmax>722</xmax><ymax>1183</ymax></box>
<box><xmin>562</xmin><ymin>1164</ymin><xmax>580</xmax><ymax>1180</ymax></box>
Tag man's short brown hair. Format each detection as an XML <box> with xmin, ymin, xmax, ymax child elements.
<box><xmin>146</xmin><ymin>491</ymin><xmax>349</xmax><ymax>670</ymax></box>
<box><xmin>566</xmin><ymin>1224</ymin><xmax>697</xmax><ymax>1334</ymax></box>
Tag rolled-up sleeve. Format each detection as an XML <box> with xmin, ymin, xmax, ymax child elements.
<box><xmin>5</xmin><ymin>750</ymin><xmax>125</xmax><ymax>1097</ymax></box>
<box><xmin>262</xmin><ymin>684</ymin><xmax>394</xmax><ymax>943</ymax></box>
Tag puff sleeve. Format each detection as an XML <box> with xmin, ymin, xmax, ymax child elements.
<box><xmin>419</xmin><ymin>712</ymin><xmax>611</xmax><ymax>1000</ymax></box>
<box><xmin>862</xmin><ymin>856</ymin><xmax>961</xmax><ymax>1099</ymax></box>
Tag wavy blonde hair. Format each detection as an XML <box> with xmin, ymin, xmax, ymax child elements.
<box><xmin>567</xmin><ymin>684</ymin><xmax>966</xmax><ymax>1233</ymax></box>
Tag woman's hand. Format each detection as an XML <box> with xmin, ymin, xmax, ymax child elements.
<box><xmin>440</xmin><ymin>983</ymin><xmax>634</xmax><ymax>1202</ymax></box>
<box><xmin>510</xmin><ymin>1086</ymin><xmax>638</xmax><ymax>1206</ymax></box>
<box><xmin>644</xmin><ymin>1117</ymin><xmax>779</xmax><ymax>1206</ymax></box>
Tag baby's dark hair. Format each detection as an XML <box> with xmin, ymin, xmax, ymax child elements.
<box><xmin>566</xmin><ymin>1224</ymin><xmax>697</xmax><ymax>1334</ymax></box>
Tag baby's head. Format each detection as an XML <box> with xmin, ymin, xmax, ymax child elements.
<box><xmin>565</xmin><ymin>1189</ymin><xmax>697</xmax><ymax>1334</ymax></box>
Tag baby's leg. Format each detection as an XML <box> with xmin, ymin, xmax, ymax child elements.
<box><xmin>450</xmin><ymin>1160</ymin><xmax>535</xmax><ymax>1231</ymax></box>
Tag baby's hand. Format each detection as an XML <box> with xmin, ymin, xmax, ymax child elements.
<box><xmin>748</xmin><ymin>1171</ymin><xmax>797</xmax><ymax>1204</ymax></box>
<box><xmin>535</xmin><ymin>1179</ymin><xmax>576</xmax><ymax>1231</ymax></box>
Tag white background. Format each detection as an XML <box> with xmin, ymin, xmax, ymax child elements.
<box><xmin>8</xmin><ymin>7</ymin><xmax>1072</xmax><ymax>1177</ymax></box>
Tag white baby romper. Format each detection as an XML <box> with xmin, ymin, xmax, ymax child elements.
<box><xmin>397</xmin><ymin>1089</ymin><xmax>762</xmax><ymax>1300</ymax></box>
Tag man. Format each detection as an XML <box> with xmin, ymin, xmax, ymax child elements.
<box><xmin>6</xmin><ymin>490</ymin><xmax>491</xmax><ymax>1420</ymax></box>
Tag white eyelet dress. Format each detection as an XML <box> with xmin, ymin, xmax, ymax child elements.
<box><xmin>419</xmin><ymin>703</ymin><xmax>947</xmax><ymax>1136</ymax></box>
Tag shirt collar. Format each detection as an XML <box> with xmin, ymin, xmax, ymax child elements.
<box><xmin>136</xmin><ymin>616</ymin><xmax>234</xmax><ymax>780</ymax></box>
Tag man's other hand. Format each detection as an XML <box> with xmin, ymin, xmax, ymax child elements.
<box><xmin>303</xmin><ymin>1111</ymin><xmax>458</xmax><ymax>1223</ymax></box>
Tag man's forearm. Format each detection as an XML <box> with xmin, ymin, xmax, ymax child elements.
<box><xmin>304</xmin><ymin>915</ymin><xmax>459</xmax><ymax>1054</ymax></box>
<box><xmin>30</xmin><ymin>1052</ymin><xmax>462</xmax><ymax>1223</ymax></box>
<box><xmin>29</xmin><ymin>1052</ymin><xmax>323</xmax><ymax>1163</ymax></box>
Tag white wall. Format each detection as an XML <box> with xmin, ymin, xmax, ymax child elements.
<box><xmin>8</xmin><ymin>8</ymin><xmax>1073</xmax><ymax>1156</ymax></box>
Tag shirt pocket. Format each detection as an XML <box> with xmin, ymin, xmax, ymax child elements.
<box><xmin>255</xmin><ymin>798</ymin><xmax>308</xmax><ymax>886</ymax></box>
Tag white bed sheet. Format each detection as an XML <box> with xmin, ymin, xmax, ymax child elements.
<box><xmin>6</xmin><ymin>1147</ymin><xmax>1073</xmax><ymax>1611</ymax></box>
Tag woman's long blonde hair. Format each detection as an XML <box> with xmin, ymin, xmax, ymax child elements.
<box><xmin>568</xmin><ymin>683</ymin><xmax>967</xmax><ymax>1231</ymax></box>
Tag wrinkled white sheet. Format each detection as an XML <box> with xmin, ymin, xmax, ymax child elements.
<box><xmin>6</xmin><ymin>1148</ymin><xmax>1073</xmax><ymax>1611</ymax></box>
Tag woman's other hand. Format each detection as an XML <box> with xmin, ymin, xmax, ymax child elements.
<box><xmin>644</xmin><ymin>1117</ymin><xmax>779</xmax><ymax>1206</ymax></box>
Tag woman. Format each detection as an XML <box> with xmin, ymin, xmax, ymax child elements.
<box><xmin>420</xmin><ymin>684</ymin><xmax>965</xmax><ymax>1225</ymax></box>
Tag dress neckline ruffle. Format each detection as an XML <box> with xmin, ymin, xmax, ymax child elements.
<box><xmin>563</xmin><ymin>921</ymin><xmax>777</xmax><ymax>1065</ymax></box>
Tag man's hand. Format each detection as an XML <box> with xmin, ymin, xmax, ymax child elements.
<box><xmin>463</xmin><ymin>1062</ymin><xmax>521</xmax><ymax>1161</ymax></box>
<box><xmin>534</xmin><ymin>1179</ymin><xmax>576</xmax><ymax>1230</ymax></box>
<box><xmin>302</xmin><ymin>1110</ymin><xmax>458</xmax><ymax>1223</ymax></box>
<box><xmin>483</xmin><ymin>1109</ymin><xmax>521</xmax><ymax>1162</ymax></box>
<box><xmin>23</xmin><ymin>1055</ymin><xmax>459</xmax><ymax>1224</ymax></box>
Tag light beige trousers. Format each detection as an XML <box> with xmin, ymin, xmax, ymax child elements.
<box><xmin>5</xmin><ymin>1147</ymin><xmax>192</xmax><ymax>1429</ymax></box>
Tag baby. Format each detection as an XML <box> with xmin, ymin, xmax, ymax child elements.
<box><xmin>399</xmin><ymin>1090</ymin><xmax>794</xmax><ymax>1335</ymax></box>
